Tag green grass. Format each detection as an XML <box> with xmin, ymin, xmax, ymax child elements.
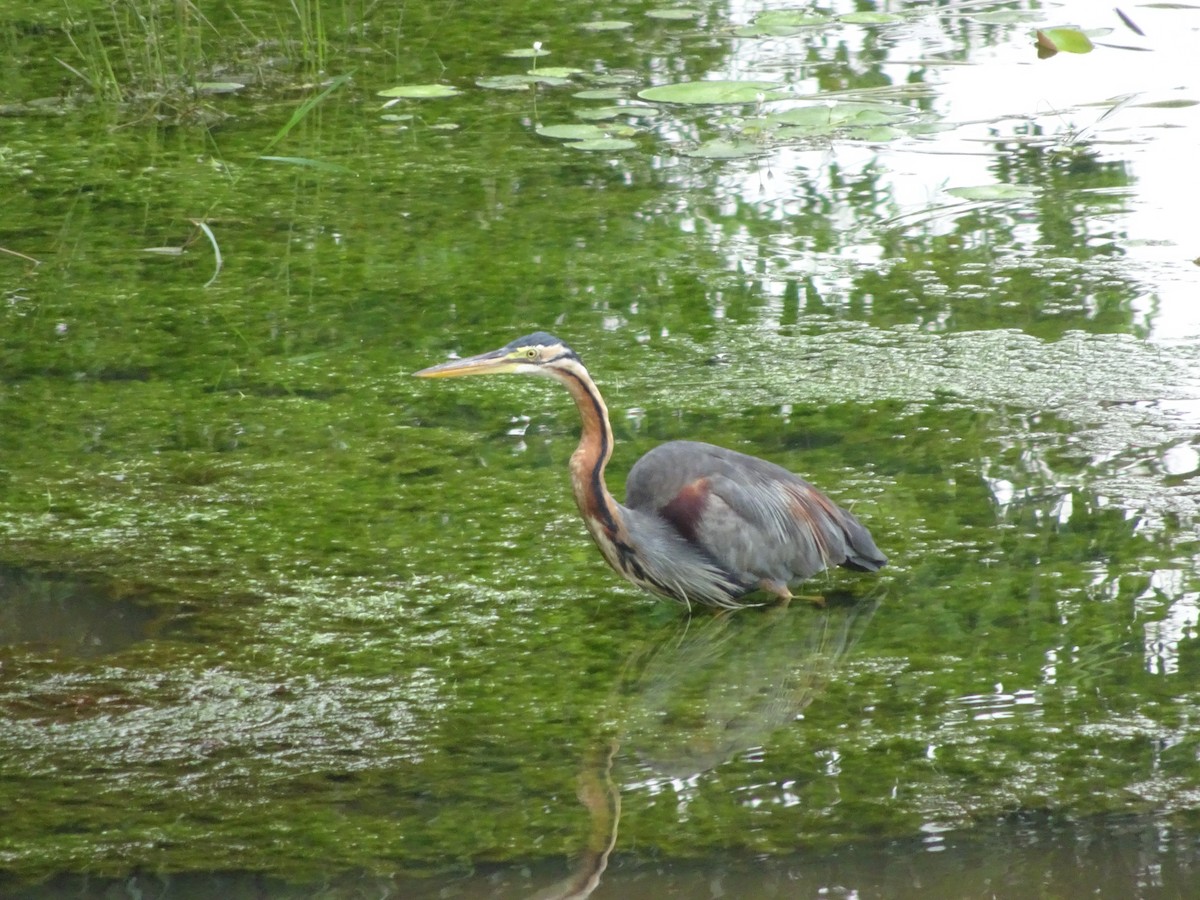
<box><xmin>55</xmin><ymin>0</ymin><xmax>354</xmax><ymax>120</ymax></box>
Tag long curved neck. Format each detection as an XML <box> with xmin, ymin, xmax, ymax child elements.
<box><xmin>551</xmin><ymin>362</ymin><xmax>624</xmax><ymax>537</ymax></box>
<box><xmin>551</xmin><ymin>359</ymin><xmax>689</xmax><ymax>604</ymax></box>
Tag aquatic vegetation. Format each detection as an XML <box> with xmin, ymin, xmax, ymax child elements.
<box><xmin>1</xmin><ymin>0</ymin><xmax>1199</xmax><ymax>896</ymax></box>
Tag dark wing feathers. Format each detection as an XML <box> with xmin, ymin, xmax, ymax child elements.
<box><xmin>625</xmin><ymin>440</ymin><xmax>885</xmax><ymax>590</ymax></box>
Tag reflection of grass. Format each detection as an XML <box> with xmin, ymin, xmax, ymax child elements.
<box><xmin>62</xmin><ymin>0</ymin><xmax>207</xmax><ymax>107</ymax></box>
<box><xmin>58</xmin><ymin>1</ymin><xmax>340</xmax><ymax>120</ymax></box>
<box><xmin>60</xmin><ymin>6</ymin><xmax>128</xmax><ymax>103</ymax></box>
<box><xmin>290</xmin><ymin>0</ymin><xmax>329</xmax><ymax>75</ymax></box>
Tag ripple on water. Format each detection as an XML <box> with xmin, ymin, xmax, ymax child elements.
<box><xmin>948</xmin><ymin>685</ymin><xmax>1041</xmax><ymax>724</ymax></box>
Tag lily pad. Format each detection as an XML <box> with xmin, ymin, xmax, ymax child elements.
<box><xmin>195</xmin><ymin>82</ymin><xmax>245</xmax><ymax>94</ymax></box>
<box><xmin>584</xmin><ymin>73</ymin><xmax>641</xmax><ymax>86</ymax></box>
<box><xmin>476</xmin><ymin>75</ymin><xmax>534</xmax><ymax>91</ymax></box>
<box><xmin>575</xmin><ymin>108</ymin><xmax>623</xmax><ymax>121</ymax></box>
<box><xmin>734</xmin><ymin>11</ymin><xmax>830</xmax><ymax>37</ymax></box>
<box><xmin>646</xmin><ymin>8</ymin><xmax>702</xmax><ymax>20</ymax></box>
<box><xmin>575</xmin><ymin>105</ymin><xmax>661</xmax><ymax>122</ymax></box>
<box><xmin>839</xmin><ymin>11</ymin><xmax>905</xmax><ymax>25</ymax></box>
<box><xmin>502</xmin><ymin>47</ymin><xmax>551</xmax><ymax>59</ymax></box>
<box><xmin>766</xmin><ymin>102</ymin><xmax>909</xmax><ymax>133</ymax></box>
<box><xmin>946</xmin><ymin>185</ymin><xmax>1040</xmax><ymax>201</ymax></box>
<box><xmin>377</xmin><ymin>84</ymin><xmax>461</xmax><ymax>99</ymax></box>
<box><xmin>573</xmin><ymin>88</ymin><xmax>627</xmax><ymax>100</ymax></box>
<box><xmin>533</xmin><ymin>66</ymin><xmax>585</xmax><ymax>78</ymax></box>
<box><xmin>1035</xmin><ymin>26</ymin><xmax>1095</xmax><ymax>55</ymax></box>
<box><xmin>579</xmin><ymin>20</ymin><xmax>634</xmax><ymax>32</ymax></box>
<box><xmin>638</xmin><ymin>80</ymin><xmax>780</xmax><ymax>105</ymax></box>
<box><xmin>527</xmin><ymin>75</ymin><xmax>574</xmax><ymax>87</ymax></box>
<box><xmin>1134</xmin><ymin>99</ymin><xmax>1199</xmax><ymax>109</ymax></box>
<box><xmin>845</xmin><ymin>125</ymin><xmax>906</xmax><ymax>142</ymax></box>
<box><xmin>566</xmin><ymin>138</ymin><xmax>638</xmax><ymax>151</ymax></box>
<box><xmin>683</xmin><ymin>139</ymin><xmax>769</xmax><ymax>159</ymax></box>
<box><xmin>536</xmin><ymin>123</ymin><xmax>611</xmax><ymax>141</ymax></box>
<box><xmin>476</xmin><ymin>74</ymin><xmax>571</xmax><ymax>91</ymax></box>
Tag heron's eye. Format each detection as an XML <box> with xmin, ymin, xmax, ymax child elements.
<box><xmin>524</xmin><ymin>348</ymin><xmax>539</xmax><ymax>360</ymax></box>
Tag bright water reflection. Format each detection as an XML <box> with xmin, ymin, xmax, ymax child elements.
<box><xmin>655</xmin><ymin>0</ymin><xmax>1200</xmax><ymax>337</ymax></box>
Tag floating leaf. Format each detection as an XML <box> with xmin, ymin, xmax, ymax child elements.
<box><xmin>1134</xmin><ymin>98</ymin><xmax>1199</xmax><ymax>108</ymax></box>
<box><xmin>573</xmin><ymin>88</ymin><xmax>627</xmax><ymax>100</ymax></box>
<box><xmin>476</xmin><ymin>74</ymin><xmax>571</xmax><ymax>90</ymax></box>
<box><xmin>646</xmin><ymin>8</ymin><xmax>701</xmax><ymax>20</ymax></box>
<box><xmin>683</xmin><ymin>139</ymin><xmax>769</xmax><ymax>159</ymax></box>
<box><xmin>584</xmin><ymin>72</ymin><xmax>641</xmax><ymax>86</ymax></box>
<box><xmin>767</xmin><ymin>105</ymin><xmax>840</xmax><ymax>128</ymax></box>
<box><xmin>575</xmin><ymin>105</ymin><xmax>661</xmax><ymax>121</ymax></box>
<box><xmin>195</xmin><ymin>82</ymin><xmax>245</xmax><ymax>94</ymax></box>
<box><xmin>766</xmin><ymin>102</ymin><xmax>910</xmax><ymax>133</ymax></box>
<box><xmin>576</xmin><ymin>108</ymin><xmax>622</xmax><ymax>121</ymax></box>
<box><xmin>536</xmin><ymin>123</ymin><xmax>611</xmax><ymax>141</ymax></box>
<box><xmin>1035</xmin><ymin>26</ymin><xmax>1095</xmax><ymax>56</ymax></box>
<box><xmin>377</xmin><ymin>84</ymin><xmax>461</xmax><ymax>99</ymax></box>
<box><xmin>533</xmin><ymin>66</ymin><xmax>585</xmax><ymax>78</ymax></box>
<box><xmin>566</xmin><ymin>138</ymin><xmax>637</xmax><ymax>151</ymax></box>
<box><xmin>909</xmin><ymin>121</ymin><xmax>955</xmax><ymax>136</ymax></box>
<box><xmin>839</xmin><ymin>12</ymin><xmax>904</xmax><ymax>25</ymax></box>
<box><xmin>579</xmin><ymin>20</ymin><xmax>634</xmax><ymax>31</ymax></box>
<box><xmin>502</xmin><ymin>47</ymin><xmax>551</xmax><ymax>58</ymax></box>
<box><xmin>734</xmin><ymin>11</ymin><xmax>830</xmax><ymax>36</ymax></box>
<box><xmin>638</xmin><ymin>80</ymin><xmax>780</xmax><ymax>105</ymax></box>
<box><xmin>845</xmin><ymin>125</ymin><xmax>906</xmax><ymax>142</ymax></box>
<box><xmin>946</xmin><ymin>185</ymin><xmax>1039</xmax><ymax>201</ymax></box>
<box><xmin>475</xmin><ymin>75</ymin><xmax>533</xmax><ymax>91</ymax></box>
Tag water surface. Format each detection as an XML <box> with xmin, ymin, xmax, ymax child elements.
<box><xmin>1</xmin><ymin>0</ymin><xmax>1198</xmax><ymax>896</ymax></box>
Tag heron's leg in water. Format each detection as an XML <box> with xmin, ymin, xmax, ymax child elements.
<box><xmin>759</xmin><ymin>579</ymin><xmax>793</xmax><ymax>605</ymax></box>
<box><xmin>760</xmin><ymin>578</ymin><xmax>828</xmax><ymax>608</ymax></box>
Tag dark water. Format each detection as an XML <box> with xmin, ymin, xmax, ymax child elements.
<box><xmin>0</xmin><ymin>566</ymin><xmax>171</xmax><ymax>657</ymax></box>
<box><xmin>1</xmin><ymin>0</ymin><xmax>1198</xmax><ymax>897</ymax></box>
<box><xmin>12</xmin><ymin>815</ymin><xmax>1200</xmax><ymax>899</ymax></box>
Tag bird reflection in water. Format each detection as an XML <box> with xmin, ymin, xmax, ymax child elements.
<box><xmin>531</xmin><ymin>598</ymin><xmax>878</xmax><ymax>899</ymax></box>
<box><xmin>416</xmin><ymin>333</ymin><xmax>885</xmax><ymax>610</ymax></box>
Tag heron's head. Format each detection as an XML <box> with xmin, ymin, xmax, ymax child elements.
<box><xmin>414</xmin><ymin>332</ymin><xmax>582</xmax><ymax>380</ymax></box>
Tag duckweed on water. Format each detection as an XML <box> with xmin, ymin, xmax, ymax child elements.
<box><xmin>2</xmin><ymin>0</ymin><xmax>1199</xmax><ymax>895</ymax></box>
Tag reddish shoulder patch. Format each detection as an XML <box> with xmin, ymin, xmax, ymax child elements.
<box><xmin>658</xmin><ymin>478</ymin><xmax>711</xmax><ymax>543</ymax></box>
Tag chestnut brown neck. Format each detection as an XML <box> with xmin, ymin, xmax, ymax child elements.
<box><xmin>553</xmin><ymin>363</ymin><xmax>622</xmax><ymax>536</ymax></box>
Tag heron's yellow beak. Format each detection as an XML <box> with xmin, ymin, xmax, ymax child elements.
<box><xmin>413</xmin><ymin>347</ymin><xmax>524</xmax><ymax>379</ymax></box>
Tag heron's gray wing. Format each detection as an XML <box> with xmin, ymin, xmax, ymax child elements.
<box><xmin>626</xmin><ymin>441</ymin><xmax>885</xmax><ymax>589</ymax></box>
<box><xmin>617</xmin><ymin>505</ymin><xmax>755</xmax><ymax>608</ymax></box>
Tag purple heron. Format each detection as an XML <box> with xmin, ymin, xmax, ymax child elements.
<box><xmin>416</xmin><ymin>333</ymin><xmax>885</xmax><ymax>609</ymax></box>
